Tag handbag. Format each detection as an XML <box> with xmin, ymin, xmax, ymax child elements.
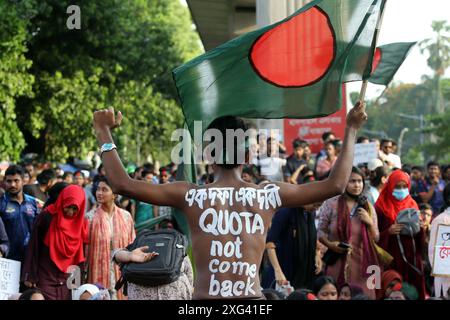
<box><xmin>395</xmin><ymin>208</ymin><xmax>422</xmax><ymax>275</ymax></box>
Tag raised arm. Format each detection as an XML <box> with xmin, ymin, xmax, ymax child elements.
<box><xmin>93</xmin><ymin>107</ymin><xmax>190</xmax><ymax>209</ymax></box>
<box><xmin>278</xmin><ymin>102</ymin><xmax>367</xmax><ymax>207</ymax></box>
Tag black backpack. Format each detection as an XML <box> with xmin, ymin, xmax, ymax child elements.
<box><xmin>115</xmin><ymin>228</ymin><xmax>188</xmax><ymax>293</ymax></box>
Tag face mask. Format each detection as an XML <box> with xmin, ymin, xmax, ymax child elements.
<box><xmin>392</xmin><ymin>188</ymin><xmax>409</xmax><ymax>201</ymax></box>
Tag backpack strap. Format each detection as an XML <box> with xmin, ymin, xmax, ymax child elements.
<box><xmin>396</xmin><ymin>225</ymin><xmax>423</xmax><ymax>275</ymax></box>
<box><xmin>115</xmin><ymin>275</ymin><xmax>128</xmax><ymax>296</ymax></box>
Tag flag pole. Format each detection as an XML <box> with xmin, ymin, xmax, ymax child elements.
<box><xmin>359</xmin><ymin>0</ymin><xmax>387</xmax><ymax>102</ymax></box>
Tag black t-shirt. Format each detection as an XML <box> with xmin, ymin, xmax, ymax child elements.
<box><xmin>283</xmin><ymin>155</ymin><xmax>307</xmax><ymax>183</ymax></box>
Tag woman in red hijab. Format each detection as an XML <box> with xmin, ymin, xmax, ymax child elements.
<box><xmin>22</xmin><ymin>184</ymin><xmax>88</xmax><ymax>300</ymax></box>
<box><xmin>375</xmin><ymin>169</ymin><xmax>426</xmax><ymax>299</ymax></box>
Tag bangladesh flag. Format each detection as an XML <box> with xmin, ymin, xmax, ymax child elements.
<box><xmin>369</xmin><ymin>42</ymin><xmax>416</xmax><ymax>85</ymax></box>
<box><xmin>173</xmin><ymin>0</ymin><xmax>386</xmax><ymax>135</ymax></box>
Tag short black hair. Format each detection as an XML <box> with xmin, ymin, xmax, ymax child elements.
<box><xmin>381</xmin><ymin>139</ymin><xmax>392</xmax><ymax>146</ymax></box>
<box><xmin>419</xmin><ymin>203</ymin><xmax>432</xmax><ymax>211</ymax></box>
<box><xmin>206</xmin><ymin>116</ymin><xmax>250</xmax><ymax>169</ymax></box>
<box><xmin>141</xmin><ymin>169</ymin><xmax>154</xmax><ymax>178</ymax></box>
<box><xmin>411</xmin><ymin>166</ymin><xmax>424</xmax><ymax>173</ymax></box>
<box><xmin>44</xmin><ymin>182</ymin><xmax>69</xmax><ymax>208</ymax></box>
<box><xmin>62</xmin><ymin>171</ymin><xmax>73</xmax><ymax>179</ymax></box>
<box><xmin>37</xmin><ymin>169</ymin><xmax>56</xmax><ymax>185</ymax></box>
<box><xmin>143</xmin><ymin>163</ymin><xmax>155</xmax><ymax>172</ymax></box>
<box><xmin>5</xmin><ymin>165</ymin><xmax>25</xmax><ymax>178</ymax></box>
<box><xmin>262</xmin><ymin>289</ymin><xmax>286</xmax><ymax>300</ymax></box>
<box><xmin>427</xmin><ymin>161</ymin><xmax>440</xmax><ymax>169</ymax></box>
<box><xmin>402</xmin><ymin>164</ymin><xmax>412</xmax><ymax>175</ymax></box>
<box><xmin>293</xmin><ymin>139</ymin><xmax>308</xmax><ymax>149</ymax></box>
<box><xmin>357</xmin><ymin>136</ymin><xmax>369</xmax><ymax>143</ymax></box>
<box><xmin>322</xmin><ymin>131</ymin><xmax>335</xmax><ymax>142</ymax></box>
<box><xmin>312</xmin><ymin>276</ymin><xmax>337</xmax><ymax>295</ymax></box>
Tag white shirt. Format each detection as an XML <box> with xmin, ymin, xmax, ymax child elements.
<box><xmin>386</xmin><ymin>153</ymin><xmax>402</xmax><ymax>169</ymax></box>
<box><xmin>257</xmin><ymin>156</ymin><xmax>287</xmax><ymax>182</ymax></box>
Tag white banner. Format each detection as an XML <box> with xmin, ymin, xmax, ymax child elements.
<box><xmin>353</xmin><ymin>142</ymin><xmax>378</xmax><ymax>166</ymax></box>
<box><xmin>432</xmin><ymin>224</ymin><xmax>450</xmax><ymax>277</ymax></box>
<box><xmin>0</xmin><ymin>258</ymin><xmax>21</xmax><ymax>300</ymax></box>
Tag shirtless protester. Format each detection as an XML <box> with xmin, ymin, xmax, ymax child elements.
<box><xmin>93</xmin><ymin>102</ymin><xmax>367</xmax><ymax>300</ymax></box>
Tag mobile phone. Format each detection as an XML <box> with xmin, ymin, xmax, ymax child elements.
<box><xmin>338</xmin><ymin>242</ymin><xmax>351</xmax><ymax>249</ymax></box>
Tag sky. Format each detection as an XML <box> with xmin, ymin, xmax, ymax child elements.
<box><xmin>347</xmin><ymin>0</ymin><xmax>450</xmax><ymax>99</ymax></box>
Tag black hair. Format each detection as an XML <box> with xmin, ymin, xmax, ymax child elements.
<box><xmin>411</xmin><ymin>166</ymin><xmax>424</xmax><ymax>173</ymax></box>
<box><xmin>351</xmin><ymin>166</ymin><xmax>366</xmax><ymax>181</ymax></box>
<box><xmin>357</xmin><ymin>136</ymin><xmax>369</xmax><ymax>143</ymax></box>
<box><xmin>322</xmin><ymin>131</ymin><xmax>335</xmax><ymax>142</ymax></box>
<box><xmin>352</xmin><ymin>293</ymin><xmax>371</xmax><ymax>300</ymax></box>
<box><xmin>332</xmin><ymin>139</ymin><xmax>342</xmax><ymax>149</ymax></box>
<box><xmin>143</xmin><ymin>163</ymin><xmax>155</xmax><ymax>172</ymax></box>
<box><xmin>206</xmin><ymin>116</ymin><xmax>250</xmax><ymax>169</ymax></box>
<box><xmin>5</xmin><ymin>165</ymin><xmax>25</xmax><ymax>178</ymax></box>
<box><xmin>37</xmin><ymin>169</ymin><xmax>56</xmax><ymax>185</ymax></box>
<box><xmin>419</xmin><ymin>203</ymin><xmax>432</xmax><ymax>211</ymax></box>
<box><xmin>427</xmin><ymin>161</ymin><xmax>440</xmax><ymax>169</ymax></box>
<box><xmin>381</xmin><ymin>139</ymin><xmax>392</xmax><ymax>146</ymax></box>
<box><xmin>370</xmin><ymin>166</ymin><xmax>387</xmax><ymax>188</ymax></box>
<box><xmin>92</xmin><ymin>175</ymin><xmax>112</xmax><ymax>196</ymax></box>
<box><xmin>262</xmin><ymin>288</ymin><xmax>286</xmax><ymax>300</ymax></box>
<box><xmin>62</xmin><ymin>171</ymin><xmax>73</xmax><ymax>179</ymax></box>
<box><xmin>286</xmin><ymin>289</ymin><xmax>316</xmax><ymax>300</ymax></box>
<box><xmin>19</xmin><ymin>288</ymin><xmax>44</xmax><ymax>300</ymax></box>
<box><xmin>402</xmin><ymin>164</ymin><xmax>412</xmax><ymax>175</ymax></box>
<box><xmin>312</xmin><ymin>276</ymin><xmax>337</xmax><ymax>295</ymax></box>
<box><xmin>141</xmin><ymin>169</ymin><xmax>154</xmax><ymax>179</ymax></box>
<box><xmin>44</xmin><ymin>182</ymin><xmax>69</xmax><ymax>208</ymax></box>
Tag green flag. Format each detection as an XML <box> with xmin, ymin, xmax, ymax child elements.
<box><xmin>173</xmin><ymin>0</ymin><xmax>386</xmax><ymax>135</ymax></box>
<box><xmin>369</xmin><ymin>42</ymin><xmax>416</xmax><ymax>85</ymax></box>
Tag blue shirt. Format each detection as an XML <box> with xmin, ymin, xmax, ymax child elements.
<box><xmin>417</xmin><ymin>178</ymin><xmax>446</xmax><ymax>216</ymax></box>
<box><xmin>0</xmin><ymin>193</ymin><xmax>39</xmax><ymax>262</ymax></box>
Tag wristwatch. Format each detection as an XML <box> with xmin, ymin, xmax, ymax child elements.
<box><xmin>100</xmin><ymin>143</ymin><xmax>117</xmax><ymax>156</ymax></box>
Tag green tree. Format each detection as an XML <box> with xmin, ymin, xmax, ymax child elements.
<box><xmin>0</xmin><ymin>1</ymin><xmax>35</xmax><ymax>161</ymax></box>
<box><xmin>114</xmin><ymin>81</ymin><xmax>183</xmax><ymax>166</ymax></box>
<box><xmin>29</xmin><ymin>70</ymin><xmax>108</xmax><ymax>162</ymax></box>
<box><xmin>14</xmin><ymin>0</ymin><xmax>201</xmax><ymax>162</ymax></box>
<box><xmin>419</xmin><ymin>20</ymin><xmax>450</xmax><ymax>114</ymax></box>
<box><xmin>421</xmin><ymin>78</ymin><xmax>450</xmax><ymax>161</ymax></box>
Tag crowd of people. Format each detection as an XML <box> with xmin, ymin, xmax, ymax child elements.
<box><xmin>0</xmin><ymin>127</ymin><xmax>449</xmax><ymax>300</ymax></box>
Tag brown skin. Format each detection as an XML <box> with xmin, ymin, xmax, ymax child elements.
<box><xmin>93</xmin><ymin>103</ymin><xmax>367</xmax><ymax>299</ymax></box>
<box><xmin>319</xmin><ymin>172</ymin><xmax>377</xmax><ymax>254</ymax></box>
<box><xmin>4</xmin><ymin>174</ymin><xmax>24</xmax><ymax>202</ymax></box>
<box><xmin>339</xmin><ymin>286</ymin><xmax>352</xmax><ymax>300</ymax></box>
<box><xmin>317</xmin><ymin>283</ymin><xmax>338</xmax><ymax>300</ymax></box>
<box><xmin>419</xmin><ymin>165</ymin><xmax>441</xmax><ymax>203</ymax></box>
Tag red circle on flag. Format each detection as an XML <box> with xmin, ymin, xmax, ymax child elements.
<box><xmin>372</xmin><ymin>48</ymin><xmax>382</xmax><ymax>73</ymax></box>
<box><xmin>250</xmin><ymin>6</ymin><xmax>336</xmax><ymax>88</ymax></box>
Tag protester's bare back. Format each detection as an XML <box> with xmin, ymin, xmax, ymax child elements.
<box><xmin>93</xmin><ymin>103</ymin><xmax>367</xmax><ymax>299</ymax></box>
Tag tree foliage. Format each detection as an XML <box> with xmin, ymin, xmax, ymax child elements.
<box><xmin>2</xmin><ymin>0</ymin><xmax>201</xmax><ymax>162</ymax></box>
<box><xmin>0</xmin><ymin>1</ymin><xmax>35</xmax><ymax>161</ymax></box>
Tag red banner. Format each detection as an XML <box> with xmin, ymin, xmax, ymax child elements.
<box><xmin>284</xmin><ymin>85</ymin><xmax>347</xmax><ymax>155</ymax></box>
